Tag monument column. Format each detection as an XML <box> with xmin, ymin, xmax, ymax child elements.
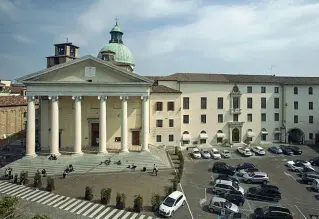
<box><xmin>72</xmin><ymin>96</ymin><xmax>83</xmax><ymax>155</ymax></box>
<box><xmin>141</xmin><ymin>96</ymin><xmax>149</xmax><ymax>151</ymax></box>
<box><xmin>25</xmin><ymin>96</ymin><xmax>36</xmax><ymax>157</ymax></box>
<box><xmin>98</xmin><ymin>96</ymin><xmax>108</xmax><ymax>154</ymax></box>
<box><xmin>49</xmin><ymin>96</ymin><xmax>60</xmax><ymax>155</ymax></box>
<box><xmin>120</xmin><ymin>96</ymin><xmax>129</xmax><ymax>152</ymax></box>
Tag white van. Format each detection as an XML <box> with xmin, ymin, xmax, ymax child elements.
<box><xmin>311</xmin><ymin>179</ymin><xmax>319</xmax><ymax>192</ymax></box>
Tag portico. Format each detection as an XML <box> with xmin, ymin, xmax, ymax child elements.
<box><xmin>18</xmin><ymin>56</ymin><xmax>153</xmax><ymax>156</ymax></box>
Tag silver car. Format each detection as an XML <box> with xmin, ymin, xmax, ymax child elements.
<box><xmin>208</xmin><ymin>196</ymin><xmax>239</xmax><ymax>214</ymax></box>
<box><xmin>242</xmin><ymin>172</ymin><xmax>269</xmax><ymax>184</ymax></box>
<box><xmin>221</xmin><ymin>150</ymin><xmax>232</xmax><ymax>158</ymax></box>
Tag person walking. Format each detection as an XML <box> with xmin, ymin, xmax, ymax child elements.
<box><xmin>155</xmin><ymin>166</ymin><xmax>158</xmax><ymax>176</ymax></box>
<box><xmin>152</xmin><ymin>164</ymin><xmax>156</xmax><ymax>175</ymax></box>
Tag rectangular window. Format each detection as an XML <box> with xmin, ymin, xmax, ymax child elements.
<box><xmin>309</xmin><ymin>116</ymin><xmax>314</xmax><ymax>124</ymax></box>
<box><xmin>274</xmin><ymin>98</ymin><xmax>279</xmax><ymax>109</ymax></box>
<box><xmin>294</xmin><ymin>101</ymin><xmax>298</xmax><ymax>110</ymax></box>
<box><xmin>201</xmin><ymin>97</ymin><xmax>207</xmax><ymax>109</ymax></box>
<box><xmin>247</xmin><ymin>86</ymin><xmax>252</xmax><ymax>93</ymax></box>
<box><xmin>309</xmin><ymin>133</ymin><xmax>314</xmax><ymax>140</ymax></box>
<box><xmin>274</xmin><ymin>113</ymin><xmax>279</xmax><ymax>121</ymax></box>
<box><xmin>233</xmin><ymin>114</ymin><xmax>239</xmax><ymax>122</ymax></box>
<box><xmin>309</xmin><ymin>102</ymin><xmax>313</xmax><ymax>110</ymax></box>
<box><xmin>261</xmin><ymin>97</ymin><xmax>266</xmax><ymax>109</ymax></box>
<box><xmin>156</xmin><ymin>120</ymin><xmax>163</xmax><ymax>127</ymax></box>
<box><xmin>294</xmin><ymin>115</ymin><xmax>298</xmax><ymax>123</ymax></box>
<box><xmin>169</xmin><ymin>119</ymin><xmax>174</xmax><ymax>127</ymax></box>
<box><xmin>156</xmin><ymin>102</ymin><xmax>163</xmax><ymax>111</ymax></box>
<box><xmin>217</xmin><ymin>97</ymin><xmax>223</xmax><ymax>109</ymax></box>
<box><xmin>201</xmin><ymin>114</ymin><xmax>206</xmax><ymax>123</ymax></box>
<box><xmin>261</xmin><ymin>86</ymin><xmax>266</xmax><ymax>93</ymax></box>
<box><xmin>167</xmin><ymin>102</ymin><xmax>174</xmax><ymax>111</ymax></box>
<box><xmin>247</xmin><ymin>97</ymin><xmax>252</xmax><ymax>109</ymax></box>
<box><xmin>183</xmin><ymin>115</ymin><xmax>189</xmax><ymax>124</ymax></box>
<box><xmin>115</xmin><ymin>137</ymin><xmax>121</xmax><ymax>142</ymax></box>
<box><xmin>294</xmin><ymin>87</ymin><xmax>298</xmax><ymax>94</ymax></box>
<box><xmin>200</xmin><ymin>139</ymin><xmax>206</xmax><ymax>144</ymax></box>
<box><xmin>183</xmin><ymin>97</ymin><xmax>189</xmax><ymax>109</ymax></box>
<box><xmin>261</xmin><ymin>113</ymin><xmax>266</xmax><ymax>122</ymax></box>
<box><xmin>218</xmin><ymin>114</ymin><xmax>223</xmax><ymax>123</ymax></box>
<box><xmin>233</xmin><ymin>97</ymin><xmax>239</xmax><ymax>109</ymax></box>
<box><xmin>247</xmin><ymin>113</ymin><xmax>252</xmax><ymax>122</ymax></box>
<box><xmin>169</xmin><ymin>135</ymin><xmax>174</xmax><ymax>142</ymax></box>
<box><xmin>156</xmin><ymin>135</ymin><xmax>162</xmax><ymax>142</ymax></box>
<box><xmin>274</xmin><ymin>87</ymin><xmax>279</xmax><ymax>93</ymax></box>
<box><xmin>309</xmin><ymin>87</ymin><xmax>313</xmax><ymax>95</ymax></box>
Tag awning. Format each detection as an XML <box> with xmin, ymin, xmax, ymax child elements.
<box><xmin>200</xmin><ymin>133</ymin><xmax>208</xmax><ymax>139</ymax></box>
<box><xmin>247</xmin><ymin>131</ymin><xmax>255</xmax><ymax>137</ymax></box>
<box><xmin>261</xmin><ymin>131</ymin><xmax>268</xmax><ymax>135</ymax></box>
<box><xmin>216</xmin><ymin>133</ymin><xmax>225</xmax><ymax>138</ymax></box>
<box><xmin>182</xmin><ymin>134</ymin><xmax>191</xmax><ymax>141</ymax></box>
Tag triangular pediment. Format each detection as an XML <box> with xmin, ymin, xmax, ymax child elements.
<box><xmin>16</xmin><ymin>55</ymin><xmax>153</xmax><ymax>84</ymax></box>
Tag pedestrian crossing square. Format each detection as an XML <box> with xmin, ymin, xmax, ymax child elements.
<box><xmin>0</xmin><ymin>181</ymin><xmax>160</xmax><ymax>219</ymax></box>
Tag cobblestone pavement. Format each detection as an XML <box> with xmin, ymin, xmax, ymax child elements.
<box><xmin>0</xmin><ymin>181</ymin><xmax>163</xmax><ymax>219</ymax></box>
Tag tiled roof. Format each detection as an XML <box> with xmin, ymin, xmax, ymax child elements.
<box><xmin>9</xmin><ymin>86</ymin><xmax>25</xmax><ymax>93</ymax></box>
<box><xmin>151</xmin><ymin>73</ymin><xmax>319</xmax><ymax>85</ymax></box>
<box><xmin>151</xmin><ymin>85</ymin><xmax>182</xmax><ymax>93</ymax></box>
<box><xmin>0</xmin><ymin>96</ymin><xmax>38</xmax><ymax>107</ymax></box>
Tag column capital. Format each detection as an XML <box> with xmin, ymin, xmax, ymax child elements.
<box><xmin>98</xmin><ymin>95</ymin><xmax>107</xmax><ymax>101</ymax></box>
<box><xmin>48</xmin><ymin>96</ymin><xmax>59</xmax><ymax>101</ymax></box>
<box><xmin>72</xmin><ymin>96</ymin><xmax>82</xmax><ymax>101</ymax></box>
<box><xmin>120</xmin><ymin>96</ymin><xmax>129</xmax><ymax>101</ymax></box>
<box><xmin>141</xmin><ymin>95</ymin><xmax>149</xmax><ymax>101</ymax></box>
<box><xmin>24</xmin><ymin>96</ymin><xmax>35</xmax><ymax>101</ymax></box>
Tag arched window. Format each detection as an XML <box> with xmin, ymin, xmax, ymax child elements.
<box><xmin>200</xmin><ymin>130</ymin><xmax>206</xmax><ymax>134</ymax></box>
<box><xmin>294</xmin><ymin>87</ymin><xmax>298</xmax><ymax>95</ymax></box>
<box><xmin>183</xmin><ymin>131</ymin><xmax>189</xmax><ymax>134</ymax></box>
<box><xmin>261</xmin><ymin>128</ymin><xmax>268</xmax><ymax>141</ymax></box>
<box><xmin>248</xmin><ymin>129</ymin><xmax>252</xmax><ymax>132</ymax></box>
<box><xmin>217</xmin><ymin>130</ymin><xmax>223</xmax><ymax>133</ymax></box>
<box><xmin>309</xmin><ymin>87</ymin><xmax>313</xmax><ymax>95</ymax></box>
<box><xmin>261</xmin><ymin>128</ymin><xmax>267</xmax><ymax>132</ymax></box>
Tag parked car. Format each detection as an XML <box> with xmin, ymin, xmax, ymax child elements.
<box><xmin>301</xmin><ymin>172</ymin><xmax>319</xmax><ymax>185</ymax></box>
<box><xmin>215</xmin><ymin>174</ymin><xmax>240</xmax><ymax>185</ymax></box>
<box><xmin>211</xmin><ymin>148</ymin><xmax>222</xmax><ymax>159</ymax></box>
<box><xmin>220</xmin><ymin>150</ymin><xmax>232</xmax><ymax>158</ymax></box>
<box><xmin>257</xmin><ymin>184</ymin><xmax>279</xmax><ymax>191</ymax></box>
<box><xmin>287</xmin><ymin>162</ymin><xmax>314</xmax><ymax>172</ymax></box>
<box><xmin>212</xmin><ymin>162</ymin><xmax>236</xmax><ymax>176</ymax></box>
<box><xmin>159</xmin><ymin>191</ymin><xmax>185</xmax><ymax>217</ymax></box>
<box><xmin>242</xmin><ymin>172</ymin><xmax>269</xmax><ymax>184</ymax></box>
<box><xmin>310</xmin><ymin>157</ymin><xmax>319</xmax><ymax>166</ymax></box>
<box><xmin>311</xmin><ymin>179</ymin><xmax>319</xmax><ymax>192</ymax></box>
<box><xmin>299</xmin><ymin>166</ymin><xmax>318</xmax><ymax>174</ymax></box>
<box><xmin>208</xmin><ymin>196</ymin><xmax>239</xmax><ymax>214</ymax></box>
<box><xmin>253</xmin><ymin>206</ymin><xmax>293</xmax><ymax>219</ymax></box>
<box><xmin>220</xmin><ymin>190</ymin><xmax>245</xmax><ymax>206</ymax></box>
<box><xmin>288</xmin><ymin>146</ymin><xmax>302</xmax><ymax>155</ymax></box>
<box><xmin>289</xmin><ymin>159</ymin><xmax>311</xmax><ymax>166</ymax></box>
<box><xmin>192</xmin><ymin>148</ymin><xmax>201</xmax><ymax>159</ymax></box>
<box><xmin>238</xmin><ymin>168</ymin><xmax>259</xmax><ymax>177</ymax></box>
<box><xmin>201</xmin><ymin>149</ymin><xmax>211</xmax><ymax>159</ymax></box>
<box><xmin>236</xmin><ymin>163</ymin><xmax>256</xmax><ymax>171</ymax></box>
<box><xmin>280</xmin><ymin>145</ymin><xmax>294</xmax><ymax>155</ymax></box>
<box><xmin>251</xmin><ymin>146</ymin><xmax>265</xmax><ymax>155</ymax></box>
<box><xmin>212</xmin><ymin>179</ymin><xmax>245</xmax><ymax>195</ymax></box>
<box><xmin>237</xmin><ymin>147</ymin><xmax>252</xmax><ymax>157</ymax></box>
<box><xmin>268</xmin><ymin>146</ymin><xmax>283</xmax><ymax>154</ymax></box>
<box><xmin>246</xmin><ymin>186</ymin><xmax>281</xmax><ymax>202</ymax></box>
<box><xmin>228</xmin><ymin>212</ymin><xmax>249</xmax><ymax>219</ymax></box>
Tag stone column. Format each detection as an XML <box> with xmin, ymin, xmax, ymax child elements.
<box><xmin>98</xmin><ymin>96</ymin><xmax>108</xmax><ymax>154</ymax></box>
<box><xmin>26</xmin><ymin>96</ymin><xmax>36</xmax><ymax>157</ymax></box>
<box><xmin>49</xmin><ymin>96</ymin><xmax>60</xmax><ymax>155</ymax></box>
<box><xmin>72</xmin><ymin>96</ymin><xmax>83</xmax><ymax>155</ymax></box>
<box><xmin>229</xmin><ymin>127</ymin><xmax>233</xmax><ymax>144</ymax></box>
<box><xmin>141</xmin><ymin>96</ymin><xmax>149</xmax><ymax>151</ymax></box>
<box><xmin>120</xmin><ymin>96</ymin><xmax>129</xmax><ymax>152</ymax></box>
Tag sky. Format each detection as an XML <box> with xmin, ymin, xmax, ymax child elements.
<box><xmin>1</xmin><ymin>0</ymin><xmax>319</xmax><ymax>80</ymax></box>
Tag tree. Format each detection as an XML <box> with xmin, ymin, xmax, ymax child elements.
<box><xmin>0</xmin><ymin>196</ymin><xmax>18</xmax><ymax>218</ymax></box>
<box><xmin>30</xmin><ymin>214</ymin><xmax>51</xmax><ymax>219</ymax></box>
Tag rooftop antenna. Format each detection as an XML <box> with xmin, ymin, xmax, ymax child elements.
<box><xmin>269</xmin><ymin>65</ymin><xmax>276</xmax><ymax>75</ymax></box>
<box><xmin>115</xmin><ymin>17</ymin><xmax>119</xmax><ymax>25</ymax></box>
<box><xmin>66</xmin><ymin>38</ymin><xmax>68</xmax><ymax>43</ymax></box>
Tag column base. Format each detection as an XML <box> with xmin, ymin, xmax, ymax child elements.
<box><xmin>72</xmin><ymin>151</ymin><xmax>83</xmax><ymax>156</ymax></box>
<box><xmin>121</xmin><ymin>148</ymin><xmax>129</xmax><ymax>153</ymax></box>
<box><xmin>50</xmin><ymin>152</ymin><xmax>61</xmax><ymax>156</ymax></box>
<box><xmin>97</xmin><ymin>151</ymin><xmax>108</xmax><ymax>155</ymax></box>
<box><xmin>25</xmin><ymin>153</ymin><xmax>37</xmax><ymax>158</ymax></box>
<box><xmin>141</xmin><ymin>148</ymin><xmax>150</xmax><ymax>152</ymax></box>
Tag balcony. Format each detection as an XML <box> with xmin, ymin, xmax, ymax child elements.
<box><xmin>230</xmin><ymin>108</ymin><xmax>242</xmax><ymax>114</ymax></box>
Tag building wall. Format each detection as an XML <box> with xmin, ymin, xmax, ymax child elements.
<box><xmin>0</xmin><ymin>106</ymin><xmax>26</xmax><ymax>139</ymax></box>
<box><xmin>149</xmin><ymin>92</ymin><xmax>181</xmax><ymax>147</ymax></box>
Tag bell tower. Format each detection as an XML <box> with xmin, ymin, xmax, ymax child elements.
<box><xmin>46</xmin><ymin>39</ymin><xmax>79</xmax><ymax>68</ymax></box>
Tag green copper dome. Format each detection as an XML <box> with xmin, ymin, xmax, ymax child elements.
<box><xmin>98</xmin><ymin>43</ymin><xmax>134</xmax><ymax>65</ymax></box>
<box><xmin>97</xmin><ymin>22</ymin><xmax>134</xmax><ymax>66</ymax></box>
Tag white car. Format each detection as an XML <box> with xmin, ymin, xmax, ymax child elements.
<box><xmin>237</xmin><ymin>147</ymin><xmax>253</xmax><ymax>157</ymax></box>
<box><xmin>251</xmin><ymin>146</ymin><xmax>266</xmax><ymax>155</ymax></box>
<box><xmin>208</xmin><ymin>196</ymin><xmax>239</xmax><ymax>214</ymax></box>
<box><xmin>287</xmin><ymin>160</ymin><xmax>314</xmax><ymax>172</ymax></box>
<box><xmin>211</xmin><ymin>148</ymin><xmax>222</xmax><ymax>159</ymax></box>
<box><xmin>221</xmin><ymin>150</ymin><xmax>232</xmax><ymax>158</ymax></box>
<box><xmin>201</xmin><ymin>150</ymin><xmax>211</xmax><ymax>159</ymax></box>
<box><xmin>192</xmin><ymin>148</ymin><xmax>201</xmax><ymax>159</ymax></box>
<box><xmin>159</xmin><ymin>191</ymin><xmax>185</xmax><ymax>217</ymax></box>
<box><xmin>286</xmin><ymin>160</ymin><xmax>311</xmax><ymax>167</ymax></box>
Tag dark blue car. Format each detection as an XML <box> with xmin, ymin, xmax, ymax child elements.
<box><xmin>268</xmin><ymin>146</ymin><xmax>283</xmax><ymax>154</ymax></box>
<box><xmin>279</xmin><ymin>145</ymin><xmax>294</xmax><ymax>155</ymax></box>
<box><xmin>236</xmin><ymin>162</ymin><xmax>255</xmax><ymax>171</ymax></box>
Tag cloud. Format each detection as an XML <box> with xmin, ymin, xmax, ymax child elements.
<box><xmin>12</xmin><ymin>34</ymin><xmax>33</xmax><ymax>44</ymax></box>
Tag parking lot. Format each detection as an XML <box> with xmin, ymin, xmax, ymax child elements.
<box><xmin>176</xmin><ymin>145</ymin><xmax>319</xmax><ymax>219</ymax></box>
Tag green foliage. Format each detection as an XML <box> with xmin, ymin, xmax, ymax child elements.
<box><xmin>85</xmin><ymin>186</ymin><xmax>94</xmax><ymax>201</ymax></box>
<box><xmin>115</xmin><ymin>193</ymin><xmax>126</xmax><ymax>209</ymax></box>
<box><xmin>133</xmin><ymin>195</ymin><xmax>143</xmax><ymax>213</ymax></box>
<box><xmin>33</xmin><ymin>171</ymin><xmax>42</xmax><ymax>188</ymax></box>
<box><xmin>0</xmin><ymin>196</ymin><xmax>19</xmax><ymax>218</ymax></box>
<box><xmin>100</xmin><ymin>188</ymin><xmax>112</xmax><ymax>205</ymax></box>
<box><xmin>46</xmin><ymin>177</ymin><xmax>55</xmax><ymax>192</ymax></box>
<box><xmin>150</xmin><ymin>193</ymin><xmax>161</xmax><ymax>212</ymax></box>
<box><xmin>30</xmin><ymin>214</ymin><xmax>51</xmax><ymax>219</ymax></box>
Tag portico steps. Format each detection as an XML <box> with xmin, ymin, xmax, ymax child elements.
<box><xmin>232</xmin><ymin>142</ymin><xmax>248</xmax><ymax>147</ymax></box>
<box><xmin>0</xmin><ymin>150</ymin><xmax>172</xmax><ymax>177</ymax></box>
